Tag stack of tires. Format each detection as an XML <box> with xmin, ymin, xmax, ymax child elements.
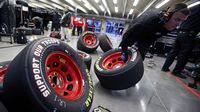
<box><xmin>77</xmin><ymin>31</ymin><xmax>144</xmax><ymax>90</ymax></box>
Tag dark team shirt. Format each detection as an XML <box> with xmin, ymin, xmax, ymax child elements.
<box><xmin>119</xmin><ymin>10</ymin><xmax>169</xmax><ymax>50</ymax></box>
<box><xmin>180</xmin><ymin>4</ymin><xmax>200</xmax><ymax>32</ymax></box>
<box><xmin>60</xmin><ymin>11</ymin><xmax>72</xmax><ymax>27</ymax></box>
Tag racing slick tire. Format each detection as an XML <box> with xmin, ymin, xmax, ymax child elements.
<box><xmin>77</xmin><ymin>31</ymin><xmax>99</xmax><ymax>53</ymax></box>
<box><xmin>3</xmin><ymin>37</ymin><xmax>94</xmax><ymax>112</ymax></box>
<box><xmin>98</xmin><ymin>33</ymin><xmax>113</xmax><ymax>52</ymax></box>
<box><xmin>94</xmin><ymin>47</ymin><xmax>144</xmax><ymax>90</ymax></box>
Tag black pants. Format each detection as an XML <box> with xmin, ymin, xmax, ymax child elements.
<box><xmin>35</xmin><ymin>21</ymin><xmax>44</xmax><ymax>34</ymax></box>
<box><xmin>72</xmin><ymin>26</ymin><xmax>76</xmax><ymax>36</ymax></box>
<box><xmin>77</xmin><ymin>26</ymin><xmax>82</xmax><ymax>36</ymax></box>
<box><xmin>162</xmin><ymin>31</ymin><xmax>196</xmax><ymax>73</ymax></box>
<box><xmin>52</xmin><ymin>23</ymin><xmax>60</xmax><ymax>31</ymax></box>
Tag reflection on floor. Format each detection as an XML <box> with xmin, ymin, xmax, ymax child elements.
<box><xmin>0</xmin><ymin>33</ymin><xmax>200</xmax><ymax>112</ymax></box>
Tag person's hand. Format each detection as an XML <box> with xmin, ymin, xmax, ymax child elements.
<box><xmin>121</xmin><ymin>52</ymin><xmax>128</xmax><ymax>62</ymax></box>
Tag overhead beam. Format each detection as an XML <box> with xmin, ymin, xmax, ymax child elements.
<box><xmin>122</xmin><ymin>0</ymin><xmax>127</xmax><ymax>18</ymax></box>
<box><xmin>137</xmin><ymin>0</ymin><xmax>157</xmax><ymax>17</ymax></box>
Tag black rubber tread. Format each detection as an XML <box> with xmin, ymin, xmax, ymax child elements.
<box><xmin>94</xmin><ymin>47</ymin><xmax>144</xmax><ymax>90</ymax></box>
<box><xmin>98</xmin><ymin>33</ymin><xmax>113</xmax><ymax>52</ymax></box>
<box><xmin>77</xmin><ymin>50</ymin><xmax>92</xmax><ymax>71</ymax></box>
<box><xmin>77</xmin><ymin>31</ymin><xmax>99</xmax><ymax>53</ymax></box>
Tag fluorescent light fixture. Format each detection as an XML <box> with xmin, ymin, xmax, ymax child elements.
<box><xmin>41</xmin><ymin>4</ymin><xmax>53</xmax><ymax>9</ymax></box>
<box><xmin>49</xmin><ymin>0</ymin><xmax>74</xmax><ymax>11</ymax></box>
<box><xmin>51</xmin><ymin>3</ymin><xmax>64</xmax><ymax>10</ymax></box>
<box><xmin>29</xmin><ymin>2</ymin><xmax>46</xmax><ymax>9</ymax></box>
<box><xmin>115</xmin><ymin>6</ymin><xmax>118</xmax><ymax>13</ymax></box>
<box><xmin>85</xmin><ymin>3</ymin><xmax>92</xmax><ymax>10</ymax></box>
<box><xmin>82</xmin><ymin>0</ymin><xmax>99</xmax><ymax>14</ymax></box>
<box><xmin>95</xmin><ymin>0</ymin><xmax>99</xmax><ymax>3</ymax></box>
<box><xmin>155</xmin><ymin>0</ymin><xmax>170</xmax><ymax>9</ymax></box>
<box><xmin>38</xmin><ymin>0</ymin><xmax>47</xmax><ymax>2</ymax></box>
<box><xmin>188</xmin><ymin>1</ymin><xmax>200</xmax><ymax>8</ymax></box>
<box><xmin>37</xmin><ymin>0</ymin><xmax>75</xmax><ymax>11</ymax></box>
<box><xmin>102</xmin><ymin>0</ymin><xmax>111</xmax><ymax>16</ymax></box>
<box><xmin>29</xmin><ymin>0</ymin><xmax>54</xmax><ymax>9</ymax></box>
<box><xmin>127</xmin><ymin>14</ymin><xmax>130</xmax><ymax>19</ymax></box>
<box><xmin>133</xmin><ymin>0</ymin><xmax>139</xmax><ymax>6</ymax></box>
<box><xmin>138</xmin><ymin>0</ymin><xmax>157</xmax><ymax>17</ymax></box>
<box><xmin>99</xmin><ymin>5</ymin><xmax>105</xmax><ymax>12</ymax></box>
<box><xmin>64</xmin><ymin>0</ymin><xmax>87</xmax><ymax>13</ymax></box>
<box><xmin>129</xmin><ymin>9</ymin><xmax>134</xmax><ymax>15</ymax></box>
<box><xmin>113</xmin><ymin>0</ymin><xmax>117</xmax><ymax>4</ymax></box>
<box><xmin>39</xmin><ymin>0</ymin><xmax>65</xmax><ymax>10</ymax></box>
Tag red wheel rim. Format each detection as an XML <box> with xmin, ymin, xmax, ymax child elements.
<box><xmin>45</xmin><ymin>52</ymin><xmax>83</xmax><ymax>100</ymax></box>
<box><xmin>0</xmin><ymin>67</ymin><xmax>7</xmax><ymax>84</ymax></box>
<box><xmin>83</xmin><ymin>34</ymin><xmax>97</xmax><ymax>47</ymax></box>
<box><xmin>102</xmin><ymin>52</ymin><xmax>130</xmax><ymax>70</ymax></box>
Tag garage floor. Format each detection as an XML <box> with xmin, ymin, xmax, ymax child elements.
<box><xmin>0</xmin><ymin>33</ymin><xmax>200</xmax><ymax>112</ymax></box>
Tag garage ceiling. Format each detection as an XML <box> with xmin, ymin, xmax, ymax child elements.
<box><xmin>26</xmin><ymin>0</ymin><xmax>199</xmax><ymax>19</ymax></box>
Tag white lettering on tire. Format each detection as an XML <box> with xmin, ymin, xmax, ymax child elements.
<box><xmin>31</xmin><ymin>38</ymin><xmax>60</xmax><ymax>98</ymax></box>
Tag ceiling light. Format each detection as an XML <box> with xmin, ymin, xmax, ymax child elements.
<box><xmin>115</xmin><ymin>6</ymin><xmax>118</xmax><ymax>13</ymax></box>
<box><xmin>99</xmin><ymin>5</ymin><xmax>105</xmax><ymax>12</ymax></box>
<box><xmin>129</xmin><ymin>9</ymin><xmax>134</xmax><ymax>15</ymax></box>
<box><xmin>52</xmin><ymin>4</ymin><xmax>64</xmax><ymax>10</ymax></box>
<box><xmin>188</xmin><ymin>1</ymin><xmax>200</xmax><ymax>8</ymax></box>
<box><xmin>133</xmin><ymin>0</ymin><xmax>139</xmax><ymax>6</ymax></box>
<box><xmin>113</xmin><ymin>0</ymin><xmax>117</xmax><ymax>4</ymax></box>
<box><xmin>102</xmin><ymin>0</ymin><xmax>111</xmax><ymax>16</ymax></box>
<box><xmin>64</xmin><ymin>0</ymin><xmax>87</xmax><ymax>13</ymax></box>
<box><xmin>29</xmin><ymin>2</ymin><xmax>46</xmax><ymax>9</ymax></box>
<box><xmin>85</xmin><ymin>3</ymin><xmax>92</xmax><ymax>10</ymax></box>
<box><xmin>41</xmin><ymin>3</ymin><xmax>54</xmax><ymax>9</ymax></box>
<box><xmin>155</xmin><ymin>0</ymin><xmax>170</xmax><ymax>9</ymax></box>
<box><xmin>49</xmin><ymin>0</ymin><xmax>74</xmax><ymax>11</ymax></box>
<box><xmin>95</xmin><ymin>0</ymin><xmax>99</xmax><ymax>3</ymax></box>
<box><xmin>38</xmin><ymin>0</ymin><xmax>64</xmax><ymax>10</ymax></box>
<box><xmin>82</xmin><ymin>0</ymin><xmax>99</xmax><ymax>14</ymax></box>
<box><xmin>30</xmin><ymin>0</ymin><xmax>53</xmax><ymax>9</ymax></box>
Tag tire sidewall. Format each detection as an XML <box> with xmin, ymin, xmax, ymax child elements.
<box><xmin>19</xmin><ymin>38</ymin><xmax>93</xmax><ymax>111</ymax></box>
<box><xmin>80</xmin><ymin>31</ymin><xmax>99</xmax><ymax>49</ymax></box>
<box><xmin>94</xmin><ymin>48</ymin><xmax>139</xmax><ymax>75</ymax></box>
<box><xmin>94</xmin><ymin>47</ymin><xmax>144</xmax><ymax>90</ymax></box>
<box><xmin>99</xmin><ymin>33</ymin><xmax>113</xmax><ymax>52</ymax></box>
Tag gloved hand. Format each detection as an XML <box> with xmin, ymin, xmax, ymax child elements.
<box><xmin>121</xmin><ymin>51</ymin><xmax>128</xmax><ymax>62</ymax></box>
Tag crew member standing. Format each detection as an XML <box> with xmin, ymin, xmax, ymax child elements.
<box><xmin>60</xmin><ymin>5</ymin><xmax>71</xmax><ymax>42</ymax></box>
<box><xmin>161</xmin><ymin>4</ymin><xmax>200</xmax><ymax>77</ymax></box>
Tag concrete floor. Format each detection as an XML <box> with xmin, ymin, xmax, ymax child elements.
<box><xmin>0</xmin><ymin>33</ymin><xmax>200</xmax><ymax>112</ymax></box>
